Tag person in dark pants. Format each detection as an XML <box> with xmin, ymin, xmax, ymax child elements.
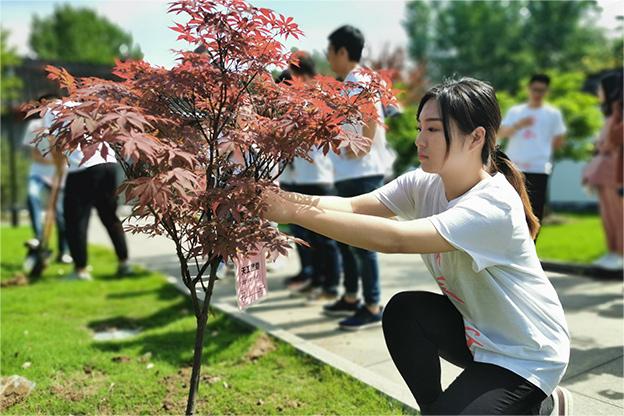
<box><xmin>323</xmin><ymin>25</ymin><xmax>393</xmax><ymax>330</ymax></box>
<box><xmin>497</xmin><ymin>74</ymin><xmax>567</xmax><ymax>229</ymax></box>
<box><xmin>276</xmin><ymin>55</ymin><xmax>341</xmax><ymax>302</ymax></box>
<box><xmin>262</xmin><ymin>78</ymin><xmax>572</xmax><ymax>414</ymax></box>
<box><xmin>63</xmin><ymin>128</ymin><xmax>131</xmax><ymax>280</ymax></box>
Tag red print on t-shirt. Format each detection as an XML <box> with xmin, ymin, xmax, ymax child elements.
<box><xmin>522</xmin><ymin>129</ymin><xmax>536</xmax><ymax>140</ymax></box>
<box><xmin>435</xmin><ymin>276</ymin><xmax>465</xmax><ymax>304</ymax></box>
<box><xmin>465</xmin><ymin>326</ymin><xmax>484</xmax><ymax>348</ymax></box>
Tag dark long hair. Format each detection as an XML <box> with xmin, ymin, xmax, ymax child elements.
<box><xmin>417</xmin><ymin>77</ymin><xmax>540</xmax><ymax>239</ymax></box>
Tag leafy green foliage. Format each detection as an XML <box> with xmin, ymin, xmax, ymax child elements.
<box><xmin>1</xmin><ymin>29</ymin><xmax>22</xmax><ymax>114</ymax></box>
<box><xmin>0</xmin><ymin>135</ymin><xmax>31</xmax><ymax>216</ymax></box>
<box><xmin>404</xmin><ymin>0</ymin><xmax>620</xmax><ymax>92</ymax></box>
<box><xmin>29</xmin><ymin>5</ymin><xmax>142</xmax><ymax>65</ymax></box>
<box><xmin>386</xmin><ymin>106</ymin><xmax>419</xmax><ymax>175</ymax></box>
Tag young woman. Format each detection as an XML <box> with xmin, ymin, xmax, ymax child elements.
<box><xmin>262</xmin><ymin>78</ymin><xmax>571</xmax><ymax>415</ymax></box>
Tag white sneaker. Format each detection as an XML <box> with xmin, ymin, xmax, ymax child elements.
<box><xmin>65</xmin><ymin>270</ymin><xmax>93</xmax><ymax>281</ymax></box>
<box><xmin>550</xmin><ymin>386</ymin><xmax>573</xmax><ymax>415</ymax></box>
<box><xmin>594</xmin><ymin>253</ymin><xmax>624</xmax><ymax>271</ymax></box>
<box><xmin>592</xmin><ymin>253</ymin><xmax>611</xmax><ymax>267</ymax></box>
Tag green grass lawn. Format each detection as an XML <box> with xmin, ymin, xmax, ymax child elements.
<box><xmin>536</xmin><ymin>212</ymin><xmax>606</xmax><ymax>264</ymax></box>
<box><xmin>1</xmin><ymin>226</ymin><xmax>408</xmax><ymax>415</ymax></box>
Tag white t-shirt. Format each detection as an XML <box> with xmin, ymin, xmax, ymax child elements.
<box><xmin>22</xmin><ymin>117</ymin><xmax>56</xmax><ymax>185</ymax></box>
<box><xmin>501</xmin><ymin>103</ymin><xmax>566</xmax><ymax>174</ymax></box>
<box><xmin>282</xmin><ymin>148</ymin><xmax>334</xmax><ymax>185</ymax></box>
<box><xmin>374</xmin><ymin>169</ymin><xmax>570</xmax><ymax>396</ymax></box>
<box><xmin>330</xmin><ymin>67</ymin><xmax>393</xmax><ymax>182</ymax></box>
<box><xmin>61</xmin><ymin>102</ymin><xmax>117</xmax><ymax>173</ymax></box>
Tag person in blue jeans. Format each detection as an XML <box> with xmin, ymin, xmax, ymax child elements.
<box><xmin>324</xmin><ymin>26</ymin><xmax>394</xmax><ymax>330</ymax></box>
<box><xmin>23</xmin><ymin>105</ymin><xmax>71</xmax><ymax>264</ymax></box>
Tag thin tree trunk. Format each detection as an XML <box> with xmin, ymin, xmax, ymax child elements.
<box><xmin>185</xmin><ymin>259</ymin><xmax>219</xmax><ymax>416</ymax></box>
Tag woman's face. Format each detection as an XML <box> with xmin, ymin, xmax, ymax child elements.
<box><xmin>416</xmin><ymin>99</ymin><xmax>475</xmax><ymax>175</ymax></box>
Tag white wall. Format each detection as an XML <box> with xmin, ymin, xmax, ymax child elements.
<box><xmin>549</xmin><ymin>159</ymin><xmax>599</xmax><ymax>205</ymax></box>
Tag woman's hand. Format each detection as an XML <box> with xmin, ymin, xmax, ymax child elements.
<box><xmin>261</xmin><ymin>188</ymin><xmax>296</xmax><ymax>224</ymax></box>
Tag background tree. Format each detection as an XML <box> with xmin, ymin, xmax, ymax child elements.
<box><xmin>29</xmin><ymin>4</ymin><xmax>143</xmax><ymax>65</ymax></box>
<box><xmin>1</xmin><ymin>29</ymin><xmax>22</xmax><ymax>113</ymax></box>
<box><xmin>26</xmin><ymin>1</ymin><xmax>391</xmax><ymax>414</ymax></box>
<box><xmin>404</xmin><ymin>0</ymin><xmax>618</xmax><ymax>92</ymax></box>
<box><xmin>0</xmin><ymin>29</ymin><xmax>28</xmax><ymax>218</ymax></box>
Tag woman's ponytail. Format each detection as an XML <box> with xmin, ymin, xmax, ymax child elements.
<box><xmin>489</xmin><ymin>146</ymin><xmax>540</xmax><ymax>239</ymax></box>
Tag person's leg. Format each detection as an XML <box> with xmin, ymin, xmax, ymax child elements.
<box><xmin>285</xmin><ymin>184</ymin><xmax>318</xmax><ymax>289</ymax></box>
<box><xmin>55</xmin><ymin>186</ymin><xmax>70</xmax><ymax>257</ymax></box>
<box><xmin>523</xmin><ymin>173</ymin><xmax>548</xmax><ymax>223</ymax></box>
<box><xmin>26</xmin><ymin>176</ymin><xmax>46</xmax><ymax>239</ymax></box>
<box><xmin>350</xmin><ymin>175</ymin><xmax>384</xmax><ymax>307</ymax></box>
<box><xmin>428</xmin><ymin>361</ymin><xmax>547</xmax><ymax>415</ymax></box>
<box><xmin>334</xmin><ymin>179</ymin><xmax>360</xmax><ymax>299</ymax></box>
<box><xmin>382</xmin><ymin>291</ymin><xmax>474</xmax><ymax>409</ymax></box>
<box><xmin>64</xmin><ymin>171</ymin><xmax>94</xmax><ymax>271</ymax></box>
<box><xmin>296</xmin><ymin>183</ymin><xmax>341</xmax><ymax>292</ymax></box>
<box><xmin>92</xmin><ymin>163</ymin><xmax>129</xmax><ymax>264</ymax></box>
<box><xmin>600</xmin><ymin>186</ymin><xmax>623</xmax><ymax>254</ymax></box>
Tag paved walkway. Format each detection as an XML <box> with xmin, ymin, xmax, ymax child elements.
<box><xmin>89</xmin><ymin>211</ymin><xmax>623</xmax><ymax>415</ymax></box>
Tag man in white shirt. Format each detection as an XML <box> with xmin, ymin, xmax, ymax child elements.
<box><xmin>323</xmin><ymin>25</ymin><xmax>391</xmax><ymax>330</ymax></box>
<box><xmin>498</xmin><ymin>74</ymin><xmax>566</xmax><ymax>225</ymax></box>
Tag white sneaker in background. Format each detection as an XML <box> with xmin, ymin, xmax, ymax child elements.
<box><xmin>65</xmin><ymin>270</ymin><xmax>93</xmax><ymax>281</ymax></box>
<box><xmin>602</xmin><ymin>253</ymin><xmax>624</xmax><ymax>271</ymax></box>
<box><xmin>592</xmin><ymin>253</ymin><xmax>611</xmax><ymax>268</ymax></box>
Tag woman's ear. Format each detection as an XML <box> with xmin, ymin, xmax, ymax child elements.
<box><xmin>468</xmin><ymin>127</ymin><xmax>486</xmax><ymax>151</ymax></box>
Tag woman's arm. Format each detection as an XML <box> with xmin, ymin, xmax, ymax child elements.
<box><xmin>280</xmin><ymin>190</ymin><xmax>395</xmax><ymax>217</ymax></box>
<box><xmin>264</xmin><ymin>191</ymin><xmax>454</xmax><ymax>254</ymax></box>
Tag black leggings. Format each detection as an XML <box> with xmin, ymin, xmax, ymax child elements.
<box><xmin>64</xmin><ymin>163</ymin><xmax>128</xmax><ymax>269</ymax></box>
<box><xmin>382</xmin><ymin>291</ymin><xmax>547</xmax><ymax>415</ymax></box>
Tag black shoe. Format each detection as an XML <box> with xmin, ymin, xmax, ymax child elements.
<box><xmin>323</xmin><ymin>296</ymin><xmax>361</xmax><ymax>317</ymax></box>
<box><xmin>117</xmin><ymin>263</ymin><xmax>136</xmax><ymax>277</ymax></box>
<box><xmin>338</xmin><ymin>305</ymin><xmax>384</xmax><ymax>331</ymax></box>
<box><xmin>283</xmin><ymin>272</ymin><xmax>308</xmax><ymax>287</ymax></box>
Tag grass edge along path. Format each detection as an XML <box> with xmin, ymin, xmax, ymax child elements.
<box><xmin>1</xmin><ymin>226</ymin><xmax>411</xmax><ymax>415</ymax></box>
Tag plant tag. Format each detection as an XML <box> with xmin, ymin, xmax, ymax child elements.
<box><xmin>234</xmin><ymin>249</ymin><xmax>267</xmax><ymax>310</ymax></box>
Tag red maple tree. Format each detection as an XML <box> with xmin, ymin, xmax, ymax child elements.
<box><xmin>25</xmin><ymin>0</ymin><xmax>392</xmax><ymax>413</ymax></box>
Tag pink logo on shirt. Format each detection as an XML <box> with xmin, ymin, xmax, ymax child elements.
<box><xmin>465</xmin><ymin>326</ymin><xmax>484</xmax><ymax>348</ymax></box>
<box><xmin>522</xmin><ymin>129</ymin><xmax>536</xmax><ymax>140</ymax></box>
<box><xmin>434</xmin><ymin>252</ymin><xmax>442</xmax><ymax>267</ymax></box>
<box><xmin>435</xmin><ymin>276</ymin><xmax>465</xmax><ymax>304</ymax></box>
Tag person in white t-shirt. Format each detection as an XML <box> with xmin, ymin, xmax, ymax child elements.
<box><xmin>322</xmin><ymin>25</ymin><xmax>395</xmax><ymax>330</ymax></box>
<box><xmin>22</xmin><ymin>100</ymin><xmax>72</xmax><ymax>264</ymax></box>
<box><xmin>261</xmin><ymin>78</ymin><xmax>572</xmax><ymax>415</ymax></box>
<box><xmin>498</xmin><ymin>74</ymin><xmax>566</xmax><ymax>226</ymax></box>
<box><xmin>276</xmin><ymin>57</ymin><xmax>341</xmax><ymax>302</ymax></box>
<box><xmin>59</xmin><ymin>102</ymin><xmax>132</xmax><ymax>281</ymax></box>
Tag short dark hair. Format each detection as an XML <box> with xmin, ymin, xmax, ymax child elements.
<box><xmin>529</xmin><ymin>74</ymin><xmax>550</xmax><ymax>86</ymax></box>
<box><xmin>289</xmin><ymin>51</ymin><xmax>316</xmax><ymax>78</ymax></box>
<box><xmin>275</xmin><ymin>69</ymin><xmax>293</xmax><ymax>84</ymax></box>
<box><xmin>328</xmin><ymin>25</ymin><xmax>364</xmax><ymax>62</ymax></box>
